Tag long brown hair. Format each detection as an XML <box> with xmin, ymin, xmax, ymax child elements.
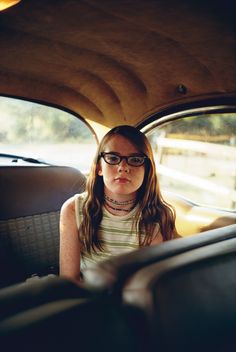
<box><xmin>79</xmin><ymin>125</ymin><xmax>176</xmax><ymax>254</ymax></box>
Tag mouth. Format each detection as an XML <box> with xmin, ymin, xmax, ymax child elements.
<box><xmin>115</xmin><ymin>177</ymin><xmax>130</xmax><ymax>183</ymax></box>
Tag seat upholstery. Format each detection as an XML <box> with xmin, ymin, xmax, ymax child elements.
<box><xmin>0</xmin><ymin>275</ymin><xmax>90</xmax><ymax>320</ymax></box>
<box><xmin>163</xmin><ymin>191</ymin><xmax>236</xmax><ymax>237</ymax></box>
<box><xmin>122</xmin><ymin>237</ymin><xmax>236</xmax><ymax>352</ymax></box>
<box><xmin>2</xmin><ymin>237</ymin><xmax>236</xmax><ymax>352</ymax></box>
<box><xmin>0</xmin><ymin>166</ymin><xmax>86</xmax><ymax>287</ymax></box>
<box><xmin>0</xmin><ymin>277</ymin><xmax>145</xmax><ymax>352</ymax></box>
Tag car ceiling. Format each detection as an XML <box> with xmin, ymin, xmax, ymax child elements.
<box><xmin>0</xmin><ymin>0</ymin><xmax>235</xmax><ymax>130</ymax></box>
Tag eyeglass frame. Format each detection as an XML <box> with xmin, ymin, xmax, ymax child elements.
<box><xmin>100</xmin><ymin>152</ymin><xmax>148</xmax><ymax>167</ymax></box>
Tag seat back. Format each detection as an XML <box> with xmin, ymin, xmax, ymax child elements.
<box><xmin>163</xmin><ymin>190</ymin><xmax>236</xmax><ymax>236</ymax></box>
<box><xmin>122</xmin><ymin>238</ymin><xmax>236</xmax><ymax>352</ymax></box>
<box><xmin>0</xmin><ymin>166</ymin><xmax>86</xmax><ymax>287</ymax></box>
<box><xmin>0</xmin><ymin>277</ymin><xmax>145</xmax><ymax>352</ymax></box>
<box><xmin>83</xmin><ymin>224</ymin><xmax>236</xmax><ymax>294</ymax></box>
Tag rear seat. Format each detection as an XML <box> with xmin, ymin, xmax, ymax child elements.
<box><xmin>1</xmin><ymin>164</ymin><xmax>235</xmax><ymax>289</ymax></box>
<box><xmin>1</xmin><ymin>168</ymin><xmax>235</xmax><ymax>352</ymax></box>
<box><xmin>0</xmin><ymin>166</ymin><xmax>86</xmax><ymax>288</ymax></box>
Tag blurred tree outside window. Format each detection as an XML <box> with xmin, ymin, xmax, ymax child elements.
<box><xmin>0</xmin><ymin>97</ymin><xmax>97</xmax><ymax>173</ymax></box>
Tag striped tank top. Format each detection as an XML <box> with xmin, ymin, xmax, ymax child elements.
<box><xmin>74</xmin><ymin>192</ymin><xmax>147</xmax><ymax>271</ymax></box>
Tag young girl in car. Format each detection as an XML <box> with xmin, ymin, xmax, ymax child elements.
<box><xmin>60</xmin><ymin>125</ymin><xmax>177</xmax><ymax>282</ymax></box>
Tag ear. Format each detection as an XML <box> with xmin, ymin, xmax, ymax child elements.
<box><xmin>97</xmin><ymin>163</ymin><xmax>103</xmax><ymax>176</ymax></box>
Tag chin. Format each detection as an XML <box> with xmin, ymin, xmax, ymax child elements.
<box><xmin>114</xmin><ymin>187</ymin><xmax>137</xmax><ymax>196</ymax></box>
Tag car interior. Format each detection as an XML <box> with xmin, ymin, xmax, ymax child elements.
<box><xmin>0</xmin><ymin>0</ymin><xmax>235</xmax><ymax>350</ymax></box>
<box><xmin>0</xmin><ymin>165</ymin><xmax>86</xmax><ymax>287</ymax></box>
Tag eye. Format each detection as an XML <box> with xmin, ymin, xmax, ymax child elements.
<box><xmin>104</xmin><ymin>153</ymin><xmax>120</xmax><ymax>164</ymax></box>
<box><xmin>128</xmin><ymin>156</ymin><xmax>145</xmax><ymax>166</ymax></box>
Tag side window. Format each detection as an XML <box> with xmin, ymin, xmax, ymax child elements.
<box><xmin>145</xmin><ymin>111</ymin><xmax>236</xmax><ymax>211</ymax></box>
<box><xmin>0</xmin><ymin>96</ymin><xmax>97</xmax><ymax>173</ymax></box>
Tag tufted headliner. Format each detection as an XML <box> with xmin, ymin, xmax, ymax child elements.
<box><xmin>0</xmin><ymin>0</ymin><xmax>235</xmax><ymax>129</ymax></box>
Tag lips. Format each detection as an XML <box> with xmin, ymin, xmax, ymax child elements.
<box><xmin>115</xmin><ymin>177</ymin><xmax>130</xmax><ymax>183</ymax></box>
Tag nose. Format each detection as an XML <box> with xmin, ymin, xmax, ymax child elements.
<box><xmin>118</xmin><ymin>158</ymin><xmax>130</xmax><ymax>173</ymax></box>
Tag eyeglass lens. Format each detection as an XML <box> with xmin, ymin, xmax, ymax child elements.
<box><xmin>102</xmin><ymin>153</ymin><xmax>145</xmax><ymax>166</ymax></box>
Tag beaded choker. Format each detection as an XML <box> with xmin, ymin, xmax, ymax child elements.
<box><xmin>104</xmin><ymin>194</ymin><xmax>135</xmax><ymax>206</ymax></box>
<box><xmin>105</xmin><ymin>202</ymin><xmax>135</xmax><ymax>213</ymax></box>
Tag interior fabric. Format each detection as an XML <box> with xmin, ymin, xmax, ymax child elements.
<box><xmin>0</xmin><ymin>276</ymin><xmax>90</xmax><ymax>320</ymax></box>
<box><xmin>0</xmin><ymin>282</ymin><xmax>145</xmax><ymax>352</ymax></box>
<box><xmin>0</xmin><ymin>0</ymin><xmax>235</xmax><ymax>128</ymax></box>
<box><xmin>122</xmin><ymin>237</ymin><xmax>236</xmax><ymax>352</ymax></box>
<box><xmin>1</xmin><ymin>166</ymin><xmax>86</xmax><ymax>220</ymax></box>
<box><xmin>83</xmin><ymin>224</ymin><xmax>236</xmax><ymax>293</ymax></box>
<box><xmin>0</xmin><ymin>166</ymin><xmax>86</xmax><ymax>287</ymax></box>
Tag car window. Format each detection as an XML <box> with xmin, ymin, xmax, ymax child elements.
<box><xmin>0</xmin><ymin>96</ymin><xmax>97</xmax><ymax>173</ymax></box>
<box><xmin>144</xmin><ymin>109</ymin><xmax>236</xmax><ymax>211</ymax></box>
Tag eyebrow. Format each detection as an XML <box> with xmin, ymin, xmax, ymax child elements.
<box><xmin>104</xmin><ymin>151</ymin><xmax>143</xmax><ymax>156</ymax></box>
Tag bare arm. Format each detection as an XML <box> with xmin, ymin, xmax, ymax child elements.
<box><xmin>150</xmin><ymin>233</ymin><xmax>163</xmax><ymax>245</ymax></box>
<box><xmin>150</xmin><ymin>224</ymin><xmax>163</xmax><ymax>246</ymax></box>
<box><xmin>59</xmin><ymin>196</ymin><xmax>81</xmax><ymax>283</ymax></box>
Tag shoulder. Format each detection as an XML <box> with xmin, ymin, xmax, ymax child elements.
<box><xmin>62</xmin><ymin>192</ymin><xmax>87</xmax><ymax>211</ymax></box>
<box><xmin>74</xmin><ymin>191</ymin><xmax>87</xmax><ymax>210</ymax></box>
<box><xmin>61</xmin><ymin>191</ymin><xmax>85</xmax><ymax>211</ymax></box>
<box><xmin>60</xmin><ymin>195</ymin><xmax>76</xmax><ymax>217</ymax></box>
<box><xmin>60</xmin><ymin>192</ymin><xmax>88</xmax><ymax>228</ymax></box>
<box><xmin>74</xmin><ymin>191</ymin><xmax>87</xmax><ymax>202</ymax></box>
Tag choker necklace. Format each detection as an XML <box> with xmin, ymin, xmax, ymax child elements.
<box><xmin>105</xmin><ymin>202</ymin><xmax>135</xmax><ymax>213</ymax></box>
<box><xmin>104</xmin><ymin>194</ymin><xmax>135</xmax><ymax>206</ymax></box>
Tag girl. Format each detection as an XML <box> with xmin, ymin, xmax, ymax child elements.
<box><xmin>60</xmin><ymin>125</ymin><xmax>177</xmax><ymax>283</ymax></box>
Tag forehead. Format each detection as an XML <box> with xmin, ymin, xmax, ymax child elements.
<box><xmin>104</xmin><ymin>135</ymin><xmax>139</xmax><ymax>154</ymax></box>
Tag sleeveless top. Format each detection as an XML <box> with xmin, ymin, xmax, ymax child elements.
<box><xmin>74</xmin><ymin>192</ymin><xmax>159</xmax><ymax>271</ymax></box>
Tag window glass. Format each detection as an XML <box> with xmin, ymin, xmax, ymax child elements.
<box><xmin>0</xmin><ymin>97</ymin><xmax>97</xmax><ymax>173</ymax></box>
<box><xmin>145</xmin><ymin>111</ymin><xmax>236</xmax><ymax>211</ymax></box>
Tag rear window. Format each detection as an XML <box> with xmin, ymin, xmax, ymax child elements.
<box><xmin>0</xmin><ymin>96</ymin><xmax>97</xmax><ymax>173</ymax></box>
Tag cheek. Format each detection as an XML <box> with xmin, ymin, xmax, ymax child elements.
<box><xmin>135</xmin><ymin>168</ymin><xmax>145</xmax><ymax>186</ymax></box>
<box><xmin>97</xmin><ymin>162</ymin><xmax>113</xmax><ymax>177</ymax></box>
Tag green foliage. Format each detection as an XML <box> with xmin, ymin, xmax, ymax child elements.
<box><xmin>166</xmin><ymin>114</ymin><xmax>236</xmax><ymax>136</ymax></box>
<box><xmin>0</xmin><ymin>97</ymin><xmax>93</xmax><ymax>144</ymax></box>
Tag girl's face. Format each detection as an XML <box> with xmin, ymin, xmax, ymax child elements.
<box><xmin>97</xmin><ymin>135</ymin><xmax>145</xmax><ymax>198</ymax></box>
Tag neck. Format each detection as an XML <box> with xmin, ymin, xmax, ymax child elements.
<box><xmin>104</xmin><ymin>193</ymin><xmax>137</xmax><ymax>215</ymax></box>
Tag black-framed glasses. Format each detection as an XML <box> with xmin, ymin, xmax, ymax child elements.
<box><xmin>100</xmin><ymin>152</ymin><xmax>148</xmax><ymax>167</ymax></box>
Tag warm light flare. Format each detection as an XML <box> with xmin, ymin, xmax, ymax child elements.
<box><xmin>0</xmin><ymin>0</ymin><xmax>21</xmax><ymax>11</ymax></box>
